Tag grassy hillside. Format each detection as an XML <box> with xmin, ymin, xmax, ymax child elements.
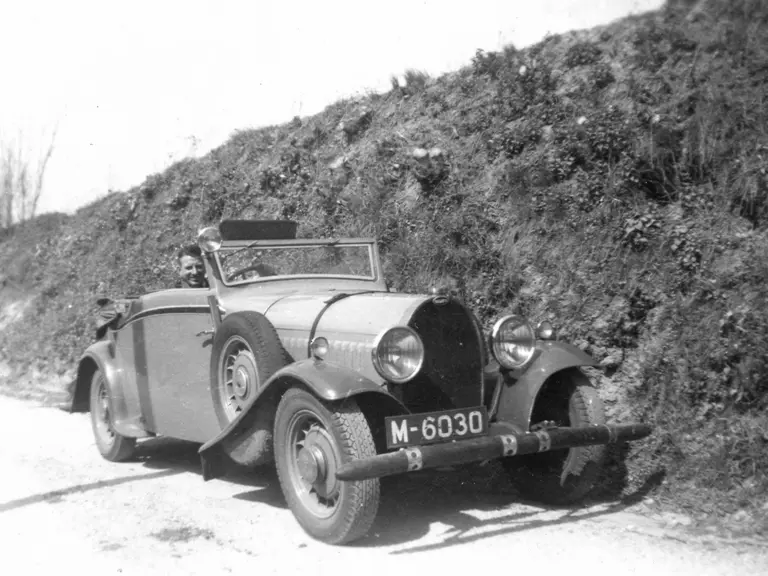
<box><xmin>1</xmin><ymin>0</ymin><xmax>766</xmax><ymax>530</ymax></box>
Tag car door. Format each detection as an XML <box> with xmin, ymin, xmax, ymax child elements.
<box><xmin>128</xmin><ymin>288</ymin><xmax>222</xmax><ymax>443</ymax></box>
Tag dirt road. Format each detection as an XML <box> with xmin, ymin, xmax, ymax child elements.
<box><xmin>0</xmin><ymin>395</ymin><xmax>765</xmax><ymax>576</ymax></box>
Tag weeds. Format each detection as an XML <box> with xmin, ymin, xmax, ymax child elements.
<box><xmin>565</xmin><ymin>41</ymin><xmax>603</xmax><ymax>68</ymax></box>
<box><xmin>0</xmin><ymin>0</ymin><xmax>767</xmax><ymax>524</ymax></box>
<box><xmin>391</xmin><ymin>69</ymin><xmax>431</xmax><ymax>97</ymax></box>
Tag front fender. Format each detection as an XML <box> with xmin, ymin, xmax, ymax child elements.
<box><xmin>199</xmin><ymin>359</ymin><xmax>405</xmax><ymax>480</ymax></box>
<box><xmin>494</xmin><ymin>341</ymin><xmax>600</xmax><ymax>431</ymax></box>
<box><xmin>72</xmin><ymin>340</ymin><xmax>150</xmax><ymax>438</ymax></box>
<box><xmin>271</xmin><ymin>359</ymin><xmax>400</xmax><ymax>402</ymax></box>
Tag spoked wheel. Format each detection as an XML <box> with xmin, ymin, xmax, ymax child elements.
<box><xmin>89</xmin><ymin>368</ymin><xmax>136</xmax><ymax>462</ymax></box>
<box><xmin>210</xmin><ymin>311</ymin><xmax>290</xmax><ymax>428</ymax></box>
<box><xmin>286</xmin><ymin>412</ymin><xmax>342</xmax><ymax>516</ymax></box>
<box><xmin>503</xmin><ymin>368</ymin><xmax>606</xmax><ymax>504</ymax></box>
<box><xmin>218</xmin><ymin>335</ymin><xmax>261</xmax><ymax>422</ymax></box>
<box><xmin>274</xmin><ymin>388</ymin><xmax>380</xmax><ymax>545</ymax></box>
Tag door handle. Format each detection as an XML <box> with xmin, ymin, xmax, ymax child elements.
<box><xmin>196</xmin><ymin>328</ymin><xmax>214</xmax><ymax>337</ymax></box>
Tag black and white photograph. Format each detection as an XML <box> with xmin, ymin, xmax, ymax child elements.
<box><xmin>0</xmin><ymin>0</ymin><xmax>766</xmax><ymax>574</ymax></box>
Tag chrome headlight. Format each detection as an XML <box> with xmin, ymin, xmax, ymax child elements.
<box><xmin>490</xmin><ymin>315</ymin><xmax>536</xmax><ymax>369</ymax></box>
<box><xmin>372</xmin><ymin>326</ymin><xmax>424</xmax><ymax>383</ymax></box>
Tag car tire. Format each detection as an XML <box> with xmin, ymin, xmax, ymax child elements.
<box><xmin>210</xmin><ymin>311</ymin><xmax>291</xmax><ymax>428</ymax></box>
<box><xmin>89</xmin><ymin>368</ymin><xmax>136</xmax><ymax>462</ymax></box>
<box><xmin>502</xmin><ymin>369</ymin><xmax>606</xmax><ymax>504</ymax></box>
<box><xmin>274</xmin><ymin>388</ymin><xmax>380</xmax><ymax>545</ymax></box>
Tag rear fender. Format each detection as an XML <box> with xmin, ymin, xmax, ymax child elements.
<box><xmin>494</xmin><ymin>341</ymin><xmax>600</xmax><ymax>432</ymax></box>
<box><xmin>199</xmin><ymin>359</ymin><xmax>406</xmax><ymax>480</ymax></box>
<box><xmin>72</xmin><ymin>341</ymin><xmax>150</xmax><ymax>438</ymax></box>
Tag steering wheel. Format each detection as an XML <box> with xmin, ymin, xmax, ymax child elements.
<box><xmin>227</xmin><ymin>263</ymin><xmax>277</xmax><ymax>282</ymax></box>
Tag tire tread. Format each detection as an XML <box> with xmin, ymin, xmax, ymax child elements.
<box><xmin>331</xmin><ymin>404</ymin><xmax>380</xmax><ymax>543</ymax></box>
<box><xmin>89</xmin><ymin>370</ymin><xmax>136</xmax><ymax>462</ymax></box>
<box><xmin>503</xmin><ymin>369</ymin><xmax>606</xmax><ymax>504</ymax></box>
<box><xmin>274</xmin><ymin>389</ymin><xmax>380</xmax><ymax>545</ymax></box>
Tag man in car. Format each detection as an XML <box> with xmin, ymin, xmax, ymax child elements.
<box><xmin>58</xmin><ymin>243</ymin><xmax>210</xmax><ymax>411</ymax></box>
<box><xmin>177</xmin><ymin>244</ymin><xmax>209</xmax><ymax>288</ymax></box>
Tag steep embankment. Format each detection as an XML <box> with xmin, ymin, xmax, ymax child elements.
<box><xmin>0</xmin><ymin>0</ymin><xmax>766</xmax><ymax>529</ymax></box>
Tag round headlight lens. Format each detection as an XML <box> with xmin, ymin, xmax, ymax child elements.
<box><xmin>491</xmin><ymin>315</ymin><xmax>536</xmax><ymax>369</ymax></box>
<box><xmin>198</xmin><ymin>226</ymin><xmax>223</xmax><ymax>253</ymax></box>
<box><xmin>372</xmin><ymin>327</ymin><xmax>424</xmax><ymax>383</ymax></box>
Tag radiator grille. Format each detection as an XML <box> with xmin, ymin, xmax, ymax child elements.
<box><xmin>403</xmin><ymin>300</ymin><xmax>484</xmax><ymax>411</ymax></box>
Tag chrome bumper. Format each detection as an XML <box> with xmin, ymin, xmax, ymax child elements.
<box><xmin>336</xmin><ymin>423</ymin><xmax>652</xmax><ymax>481</ymax></box>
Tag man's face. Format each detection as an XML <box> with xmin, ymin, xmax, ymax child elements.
<box><xmin>179</xmin><ymin>255</ymin><xmax>206</xmax><ymax>288</ymax></box>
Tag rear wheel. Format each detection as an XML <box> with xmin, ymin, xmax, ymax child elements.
<box><xmin>503</xmin><ymin>369</ymin><xmax>606</xmax><ymax>504</ymax></box>
<box><xmin>89</xmin><ymin>368</ymin><xmax>136</xmax><ymax>462</ymax></box>
<box><xmin>274</xmin><ymin>388</ymin><xmax>380</xmax><ymax>545</ymax></box>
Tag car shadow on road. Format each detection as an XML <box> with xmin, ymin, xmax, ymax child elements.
<box><xmin>0</xmin><ymin>469</ymin><xmax>183</xmax><ymax>513</ymax></box>
<box><xmin>355</xmin><ymin>462</ymin><xmax>665</xmax><ymax>551</ymax></box>
<box><xmin>135</xmin><ymin>437</ymin><xmax>208</xmax><ymax>472</ymax></box>
<box><xmin>136</xmin><ymin>436</ymin><xmax>286</xmax><ymax>508</ymax></box>
<box><xmin>229</xmin><ymin>472</ymin><xmax>287</xmax><ymax>509</ymax></box>
<box><xmin>132</xmin><ymin>437</ymin><xmax>665</xmax><ymax>551</ymax></box>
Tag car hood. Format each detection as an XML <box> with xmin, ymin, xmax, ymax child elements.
<box><xmin>223</xmin><ymin>289</ymin><xmax>428</xmax><ymax>333</ymax></box>
<box><xmin>221</xmin><ymin>288</ymin><xmax>432</xmax><ymax>375</ymax></box>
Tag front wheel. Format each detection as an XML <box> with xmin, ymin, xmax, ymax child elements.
<box><xmin>274</xmin><ymin>388</ymin><xmax>380</xmax><ymax>545</ymax></box>
<box><xmin>503</xmin><ymin>369</ymin><xmax>606</xmax><ymax>504</ymax></box>
<box><xmin>89</xmin><ymin>368</ymin><xmax>136</xmax><ymax>462</ymax></box>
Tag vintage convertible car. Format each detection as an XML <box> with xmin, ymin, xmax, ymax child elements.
<box><xmin>71</xmin><ymin>219</ymin><xmax>651</xmax><ymax>545</ymax></box>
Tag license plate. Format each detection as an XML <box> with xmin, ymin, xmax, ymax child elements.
<box><xmin>385</xmin><ymin>407</ymin><xmax>489</xmax><ymax>449</ymax></box>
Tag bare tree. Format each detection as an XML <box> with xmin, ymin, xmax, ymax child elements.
<box><xmin>0</xmin><ymin>126</ymin><xmax>57</xmax><ymax>228</ymax></box>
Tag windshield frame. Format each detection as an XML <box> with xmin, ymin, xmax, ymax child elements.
<box><xmin>212</xmin><ymin>237</ymin><xmax>383</xmax><ymax>288</ymax></box>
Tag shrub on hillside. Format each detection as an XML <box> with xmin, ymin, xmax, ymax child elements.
<box><xmin>391</xmin><ymin>69</ymin><xmax>431</xmax><ymax>97</ymax></box>
<box><xmin>1</xmin><ymin>0</ymin><xmax>767</xmax><ymax>526</ymax></box>
<box><xmin>471</xmin><ymin>49</ymin><xmax>503</xmax><ymax>79</ymax></box>
<box><xmin>564</xmin><ymin>41</ymin><xmax>602</xmax><ymax>68</ymax></box>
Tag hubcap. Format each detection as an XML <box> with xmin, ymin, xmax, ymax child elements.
<box><xmin>297</xmin><ymin>446</ymin><xmax>326</xmax><ymax>484</ymax></box>
<box><xmin>233</xmin><ymin>366</ymin><xmax>250</xmax><ymax>397</ymax></box>
<box><xmin>286</xmin><ymin>411</ymin><xmax>341</xmax><ymax>518</ymax></box>
<box><xmin>219</xmin><ymin>336</ymin><xmax>260</xmax><ymax>421</ymax></box>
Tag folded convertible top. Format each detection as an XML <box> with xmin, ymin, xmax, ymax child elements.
<box><xmin>219</xmin><ymin>220</ymin><xmax>298</xmax><ymax>241</ymax></box>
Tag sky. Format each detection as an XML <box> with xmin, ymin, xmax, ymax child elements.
<box><xmin>0</xmin><ymin>0</ymin><xmax>665</xmax><ymax>216</ymax></box>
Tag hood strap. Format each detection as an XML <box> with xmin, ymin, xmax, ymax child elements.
<box><xmin>306</xmin><ymin>291</ymin><xmax>375</xmax><ymax>358</ymax></box>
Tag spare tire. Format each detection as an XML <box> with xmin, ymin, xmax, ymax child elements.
<box><xmin>209</xmin><ymin>311</ymin><xmax>291</xmax><ymax>466</ymax></box>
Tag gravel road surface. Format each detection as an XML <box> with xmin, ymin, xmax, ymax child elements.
<box><xmin>1</xmin><ymin>395</ymin><xmax>765</xmax><ymax>576</ymax></box>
